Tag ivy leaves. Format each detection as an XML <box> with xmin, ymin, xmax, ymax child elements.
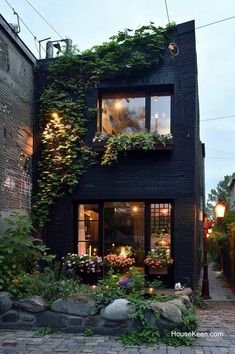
<box><xmin>100</xmin><ymin>132</ymin><xmax>173</xmax><ymax>165</ymax></box>
<box><xmin>33</xmin><ymin>22</ymin><xmax>175</xmax><ymax>230</ymax></box>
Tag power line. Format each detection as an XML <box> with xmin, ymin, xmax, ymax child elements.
<box><xmin>24</xmin><ymin>0</ymin><xmax>63</xmax><ymax>39</ymax></box>
<box><xmin>201</xmin><ymin>114</ymin><xmax>235</xmax><ymax>122</ymax></box>
<box><xmin>3</xmin><ymin>0</ymin><xmax>45</xmax><ymax>54</ymax></box>
<box><xmin>196</xmin><ymin>15</ymin><xmax>235</xmax><ymax>29</ymax></box>
<box><xmin>164</xmin><ymin>0</ymin><xmax>170</xmax><ymax>23</ymax></box>
<box><xmin>206</xmin><ymin>157</ymin><xmax>235</xmax><ymax>159</ymax></box>
<box><xmin>206</xmin><ymin>147</ymin><xmax>235</xmax><ymax>157</ymax></box>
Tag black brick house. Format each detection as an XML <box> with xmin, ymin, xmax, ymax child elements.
<box><xmin>36</xmin><ymin>20</ymin><xmax>204</xmax><ymax>289</ymax></box>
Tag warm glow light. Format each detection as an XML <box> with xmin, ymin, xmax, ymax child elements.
<box><xmin>133</xmin><ymin>206</ymin><xmax>138</xmax><ymax>212</ymax></box>
<box><xmin>214</xmin><ymin>200</ymin><xmax>226</xmax><ymax>219</ymax></box>
<box><xmin>91</xmin><ymin>285</ymin><xmax>97</xmax><ymax>291</ymax></box>
<box><xmin>160</xmin><ymin>208</ymin><xmax>168</xmax><ymax>215</ymax></box>
<box><xmin>119</xmin><ymin>247</ymin><xmax>127</xmax><ymax>258</ymax></box>
<box><xmin>51</xmin><ymin>112</ymin><xmax>59</xmax><ymax>119</ymax></box>
<box><xmin>114</xmin><ymin>100</ymin><xmax>122</xmax><ymax>110</ymax></box>
<box><xmin>112</xmin><ymin>243</ymin><xmax>115</xmax><ymax>247</ymax></box>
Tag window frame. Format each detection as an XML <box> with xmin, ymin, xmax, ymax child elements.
<box><xmin>98</xmin><ymin>88</ymin><xmax>173</xmax><ymax>135</ymax></box>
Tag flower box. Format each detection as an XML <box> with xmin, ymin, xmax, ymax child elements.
<box><xmin>93</xmin><ymin>140</ymin><xmax>173</xmax><ymax>152</ymax></box>
<box><xmin>149</xmin><ymin>266</ymin><xmax>168</xmax><ymax>275</ymax></box>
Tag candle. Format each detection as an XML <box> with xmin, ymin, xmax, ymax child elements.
<box><xmin>88</xmin><ymin>245</ymin><xmax>92</xmax><ymax>257</ymax></box>
<box><xmin>91</xmin><ymin>285</ymin><xmax>97</xmax><ymax>291</ymax></box>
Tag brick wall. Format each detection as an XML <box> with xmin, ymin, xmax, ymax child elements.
<box><xmin>0</xmin><ymin>17</ymin><xmax>35</xmax><ymax>223</ymax></box>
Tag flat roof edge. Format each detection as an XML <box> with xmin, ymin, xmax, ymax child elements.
<box><xmin>0</xmin><ymin>14</ymin><xmax>36</xmax><ymax>64</ymax></box>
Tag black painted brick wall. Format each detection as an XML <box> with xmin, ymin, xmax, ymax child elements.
<box><xmin>35</xmin><ymin>20</ymin><xmax>204</xmax><ymax>288</ymax></box>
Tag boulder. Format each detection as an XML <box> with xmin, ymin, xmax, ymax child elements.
<box><xmin>14</xmin><ymin>296</ymin><xmax>45</xmax><ymax>313</ymax></box>
<box><xmin>1</xmin><ymin>310</ymin><xmax>19</xmax><ymax>322</ymax></box>
<box><xmin>150</xmin><ymin>301</ymin><xmax>182</xmax><ymax>323</ymax></box>
<box><xmin>50</xmin><ymin>294</ymin><xmax>95</xmax><ymax>317</ymax></box>
<box><xmin>0</xmin><ymin>292</ymin><xmax>12</xmax><ymax>314</ymax></box>
<box><xmin>175</xmin><ymin>287</ymin><xmax>193</xmax><ymax>297</ymax></box>
<box><xmin>101</xmin><ymin>299</ymin><xmax>133</xmax><ymax>322</ymax></box>
<box><xmin>167</xmin><ymin>298</ymin><xmax>187</xmax><ymax>312</ymax></box>
<box><xmin>181</xmin><ymin>295</ymin><xmax>192</xmax><ymax>308</ymax></box>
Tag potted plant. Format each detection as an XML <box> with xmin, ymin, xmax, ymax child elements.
<box><xmin>144</xmin><ymin>247</ymin><xmax>173</xmax><ymax>275</ymax></box>
<box><xmin>62</xmin><ymin>253</ymin><xmax>103</xmax><ymax>284</ymax></box>
<box><xmin>104</xmin><ymin>253</ymin><xmax>135</xmax><ymax>274</ymax></box>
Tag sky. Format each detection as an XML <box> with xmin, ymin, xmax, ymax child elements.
<box><xmin>1</xmin><ymin>0</ymin><xmax>235</xmax><ymax>196</ymax></box>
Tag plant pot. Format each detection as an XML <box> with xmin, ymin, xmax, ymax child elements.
<box><xmin>149</xmin><ymin>266</ymin><xmax>168</xmax><ymax>275</ymax></box>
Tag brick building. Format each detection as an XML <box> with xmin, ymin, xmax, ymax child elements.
<box><xmin>36</xmin><ymin>20</ymin><xmax>205</xmax><ymax>288</ymax></box>
<box><xmin>0</xmin><ymin>14</ymin><xmax>35</xmax><ymax>224</ymax></box>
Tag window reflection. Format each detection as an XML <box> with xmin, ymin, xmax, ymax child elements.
<box><xmin>151</xmin><ymin>203</ymin><xmax>172</xmax><ymax>255</ymax></box>
<box><xmin>150</xmin><ymin>96</ymin><xmax>171</xmax><ymax>134</ymax></box>
<box><xmin>101</xmin><ymin>93</ymin><xmax>145</xmax><ymax>135</ymax></box>
<box><xmin>104</xmin><ymin>202</ymin><xmax>145</xmax><ymax>266</ymax></box>
<box><xmin>77</xmin><ymin>204</ymin><xmax>99</xmax><ymax>256</ymax></box>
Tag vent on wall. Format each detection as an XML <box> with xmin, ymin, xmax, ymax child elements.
<box><xmin>0</xmin><ymin>37</ymin><xmax>9</xmax><ymax>72</ymax></box>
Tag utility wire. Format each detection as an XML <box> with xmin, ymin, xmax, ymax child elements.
<box><xmin>207</xmin><ymin>158</ymin><xmax>235</xmax><ymax>160</ymax></box>
<box><xmin>164</xmin><ymin>0</ymin><xmax>170</xmax><ymax>23</ymax></box>
<box><xmin>196</xmin><ymin>15</ymin><xmax>235</xmax><ymax>29</ymax></box>
<box><xmin>206</xmin><ymin>147</ymin><xmax>235</xmax><ymax>157</ymax></box>
<box><xmin>3</xmin><ymin>0</ymin><xmax>45</xmax><ymax>54</ymax></box>
<box><xmin>24</xmin><ymin>0</ymin><xmax>63</xmax><ymax>39</ymax></box>
<box><xmin>201</xmin><ymin>114</ymin><xmax>235</xmax><ymax>122</ymax></box>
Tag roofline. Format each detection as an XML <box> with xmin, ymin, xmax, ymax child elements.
<box><xmin>0</xmin><ymin>13</ymin><xmax>36</xmax><ymax>64</ymax></box>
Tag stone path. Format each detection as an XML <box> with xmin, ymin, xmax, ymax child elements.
<box><xmin>0</xmin><ymin>264</ymin><xmax>234</xmax><ymax>354</ymax></box>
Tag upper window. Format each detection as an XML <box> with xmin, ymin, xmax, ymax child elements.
<box><xmin>98</xmin><ymin>92</ymin><xmax>171</xmax><ymax>135</ymax></box>
<box><xmin>150</xmin><ymin>96</ymin><xmax>171</xmax><ymax>135</ymax></box>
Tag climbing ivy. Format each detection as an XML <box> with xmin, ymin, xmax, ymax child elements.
<box><xmin>33</xmin><ymin>22</ymin><xmax>176</xmax><ymax>230</ymax></box>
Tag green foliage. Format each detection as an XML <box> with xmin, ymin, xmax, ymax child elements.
<box><xmin>206</xmin><ymin>173</ymin><xmax>235</xmax><ymax>218</ymax></box>
<box><xmin>119</xmin><ymin>329</ymin><xmax>160</xmax><ymax>346</ymax></box>
<box><xmin>163</xmin><ymin>308</ymin><xmax>197</xmax><ymax>346</ymax></box>
<box><xmin>34</xmin><ymin>23</ymin><xmax>175</xmax><ymax>228</ymax></box>
<box><xmin>0</xmin><ymin>213</ymin><xmax>47</xmax><ymax>291</ymax></box>
<box><xmin>180</xmin><ymin>308</ymin><xmax>197</xmax><ymax>332</ymax></box>
<box><xmin>163</xmin><ymin>331</ymin><xmax>195</xmax><ymax>346</ymax></box>
<box><xmin>91</xmin><ymin>271</ymin><xmax>125</xmax><ymax>314</ymax></box>
<box><xmin>8</xmin><ymin>266</ymin><xmax>88</xmax><ymax>304</ymax></box>
<box><xmin>84</xmin><ymin>326</ymin><xmax>94</xmax><ymax>337</ymax></box>
<box><xmin>119</xmin><ymin>297</ymin><xmax>161</xmax><ymax>345</ymax></box>
<box><xmin>100</xmin><ymin>131</ymin><xmax>173</xmax><ymax>165</ymax></box>
<box><xmin>193</xmin><ymin>288</ymin><xmax>210</xmax><ymax>309</ymax></box>
<box><xmin>208</xmin><ymin>232</ymin><xmax>228</xmax><ymax>266</ymax></box>
<box><xmin>35</xmin><ymin>327</ymin><xmax>58</xmax><ymax>336</ymax></box>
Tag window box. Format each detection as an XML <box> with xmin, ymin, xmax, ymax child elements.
<box><xmin>93</xmin><ymin>139</ymin><xmax>173</xmax><ymax>152</ymax></box>
<box><xmin>149</xmin><ymin>266</ymin><xmax>168</xmax><ymax>275</ymax></box>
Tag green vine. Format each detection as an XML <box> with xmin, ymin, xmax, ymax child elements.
<box><xmin>33</xmin><ymin>22</ymin><xmax>176</xmax><ymax>229</ymax></box>
<box><xmin>93</xmin><ymin>131</ymin><xmax>173</xmax><ymax>165</ymax></box>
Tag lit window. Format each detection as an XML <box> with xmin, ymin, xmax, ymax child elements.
<box><xmin>77</xmin><ymin>204</ymin><xmax>99</xmax><ymax>256</ymax></box>
<box><xmin>101</xmin><ymin>93</ymin><xmax>145</xmax><ymax>134</ymax></box>
<box><xmin>150</xmin><ymin>96</ymin><xmax>171</xmax><ymax>134</ymax></box>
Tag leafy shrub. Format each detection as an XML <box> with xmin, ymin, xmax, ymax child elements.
<box><xmin>8</xmin><ymin>266</ymin><xmax>89</xmax><ymax>303</ymax></box>
<box><xmin>0</xmin><ymin>213</ymin><xmax>47</xmax><ymax>290</ymax></box>
<box><xmin>91</xmin><ymin>271</ymin><xmax>125</xmax><ymax>314</ymax></box>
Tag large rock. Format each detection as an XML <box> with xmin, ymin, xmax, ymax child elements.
<box><xmin>14</xmin><ymin>296</ymin><xmax>45</xmax><ymax>313</ymax></box>
<box><xmin>101</xmin><ymin>299</ymin><xmax>133</xmax><ymax>322</ymax></box>
<box><xmin>50</xmin><ymin>294</ymin><xmax>95</xmax><ymax>317</ymax></box>
<box><xmin>181</xmin><ymin>295</ymin><xmax>192</xmax><ymax>308</ymax></box>
<box><xmin>0</xmin><ymin>292</ymin><xmax>12</xmax><ymax>314</ymax></box>
<box><xmin>175</xmin><ymin>287</ymin><xmax>193</xmax><ymax>297</ymax></box>
<box><xmin>150</xmin><ymin>301</ymin><xmax>182</xmax><ymax>323</ymax></box>
<box><xmin>167</xmin><ymin>298</ymin><xmax>187</xmax><ymax>312</ymax></box>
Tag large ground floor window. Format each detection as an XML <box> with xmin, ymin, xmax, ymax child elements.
<box><xmin>75</xmin><ymin>201</ymin><xmax>173</xmax><ymax>272</ymax></box>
